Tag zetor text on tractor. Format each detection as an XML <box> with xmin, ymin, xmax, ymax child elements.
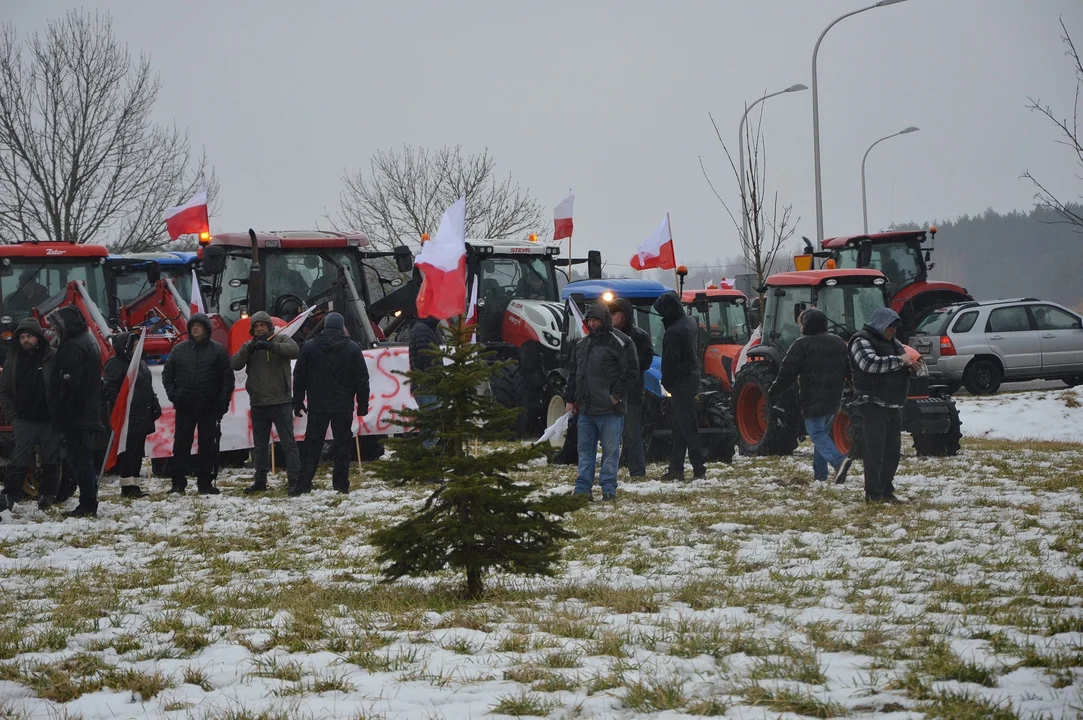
<box><xmin>819</xmin><ymin>228</ymin><xmax>971</xmax><ymax>337</ymax></box>
<box><xmin>731</xmin><ymin>264</ymin><xmax>961</xmax><ymax>458</ymax></box>
<box><xmin>465</xmin><ymin>238</ymin><xmax>601</xmax><ymax>433</ymax></box>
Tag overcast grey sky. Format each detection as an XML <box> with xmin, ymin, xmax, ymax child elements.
<box><xmin>10</xmin><ymin>0</ymin><xmax>1083</xmax><ymax>272</ymax></box>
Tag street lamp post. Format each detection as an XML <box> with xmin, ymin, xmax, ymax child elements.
<box><xmin>812</xmin><ymin>0</ymin><xmax>909</xmax><ymax>240</ymax></box>
<box><xmin>738</xmin><ymin>84</ymin><xmax>807</xmax><ymax>247</ymax></box>
<box><xmin>861</xmin><ymin>126</ymin><xmax>919</xmax><ymax>233</ymax></box>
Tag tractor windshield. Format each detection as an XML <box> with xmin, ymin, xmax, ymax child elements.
<box><xmin>690</xmin><ymin>299</ymin><xmax>751</xmax><ymax>346</ymax></box>
<box><xmin>0</xmin><ymin>258</ymin><xmax>110</xmax><ymax>319</ymax></box>
<box><xmin>115</xmin><ymin>266</ymin><xmax>192</xmax><ymax>308</ymax></box>
<box><xmin>834</xmin><ymin>242</ymin><xmax>924</xmax><ymax>289</ymax></box>
<box><xmin>215</xmin><ymin>249</ymin><xmax>365</xmax><ymax>324</ymax></box>
<box><xmin>814</xmin><ymin>283</ymin><xmax>888</xmax><ymax>337</ymax></box>
<box><xmin>633</xmin><ymin>304</ymin><xmax>667</xmax><ymax>356</ymax></box>
<box><xmin>478</xmin><ymin>256</ymin><xmax>558</xmax><ymax>304</ymax></box>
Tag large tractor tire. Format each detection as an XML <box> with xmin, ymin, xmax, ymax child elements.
<box><xmin>831</xmin><ymin>406</ymin><xmax>863</xmax><ymax>461</ymax></box>
<box><xmin>732</xmin><ymin>362</ymin><xmax>799</xmax><ymax>456</ymax></box>
<box><xmin>912</xmin><ymin>403</ymin><xmax>962</xmax><ymax>457</ymax></box>
<box><xmin>704</xmin><ymin>398</ymin><xmax>736</xmax><ymax>463</ymax></box>
<box><xmin>491</xmin><ymin>363</ymin><xmax>529</xmax><ymax>436</ymax></box>
<box><xmin>543</xmin><ymin>384</ymin><xmax>578</xmax><ymax>465</ymax></box>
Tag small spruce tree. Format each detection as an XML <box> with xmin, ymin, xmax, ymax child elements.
<box><xmin>370</xmin><ymin>319</ymin><xmax>585</xmax><ymax>598</ymax></box>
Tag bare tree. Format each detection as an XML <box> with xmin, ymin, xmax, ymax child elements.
<box><xmin>0</xmin><ymin>10</ymin><xmax>217</xmax><ymax>251</ymax></box>
<box><xmin>700</xmin><ymin>104</ymin><xmax>798</xmax><ymax>293</ymax></box>
<box><xmin>1023</xmin><ymin>18</ymin><xmax>1083</xmax><ymax>231</ymax></box>
<box><xmin>333</xmin><ymin>145</ymin><xmax>544</xmax><ymax>249</ymax></box>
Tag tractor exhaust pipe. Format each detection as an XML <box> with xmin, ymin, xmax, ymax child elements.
<box><xmin>247</xmin><ymin>228</ymin><xmax>265</xmax><ymax>315</ymax></box>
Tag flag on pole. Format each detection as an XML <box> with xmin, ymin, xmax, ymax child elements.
<box><xmin>415</xmin><ymin>197</ymin><xmax>468</xmax><ymax>321</ymax></box>
<box><xmin>466</xmin><ymin>276</ymin><xmax>479</xmax><ymax>343</ymax></box>
<box><xmin>630</xmin><ymin>213</ymin><xmax>676</xmax><ymax>271</ymax></box>
<box><xmin>278</xmin><ymin>305</ymin><xmax>317</xmax><ymax>339</ymax></box>
<box><xmin>190</xmin><ymin>269</ymin><xmax>204</xmax><ymax>315</ymax></box>
<box><xmin>105</xmin><ymin>329</ymin><xmax>147</xmax><ymax>471</ymax></box>
<box><xmin>568</xmin><ymin>298</ymin><xmax>588</xmax><ymax>336</ymax></box>
<box><xmin>164</xmin><ymin>191</ymin><xmax>210</xmax><ymax>241</ymax></box>
<box><xmin>720</xmin><ymin>277</ymin><xmax>735</xmax><ymax>289</ymax></box>
<box><xmin>553</xmin><ymin>191</ymin><xmax>574</xmax><ymax>241</ymax></box>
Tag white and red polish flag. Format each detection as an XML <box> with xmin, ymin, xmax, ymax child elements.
<box><xmin>190</xmin><ymin>269</ymin><xmax>205</xmax><ymax>315</ymax></box>
<box><xmin>720</xmin><ymin>277</ymin><xmax>735</xmax><ymax>289</ymax></box>
<box><xmin>568</xmin><ymin>297</ymin><xmax>588</xmax><ymax>336</ymax></box>
<box><xmin>553</xmin><ymin>191</ymin><xmax>574</xmax><ymax>241</ymax></box>
<box><xmin>105</xmin><ymin>329</ymin><xmax>147</xmax><ymax>471</ymax></box>
<box><xmin>466</xmin><ymin>276</ymin><xmax>479</xmax><ymax>343</ymax></box>
<box><xmin>630</xmin><ymin>213</ymin><xmax>676</xmax><ymax>271</ymax></box>
<box><xmin>278</xmin><ymin>305</ymin><xmax>318</xmax><ymax>339</ymax></box>
<box><xmin>164</xmin><ymin>191</ymin><xmax>209</xmax><ymax>241</ymax></box>
<box><xmin>415</xmin><ymin>197</ymin><xmax>468</xmax><ymax>321</ymax></box>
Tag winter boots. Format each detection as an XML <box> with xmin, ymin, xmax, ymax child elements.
<box><xmin>243</xmin><ymin>477</ymin><xmax>268</xmax><ymax>494</ymax></box>
<box><xmin>120</xmin><ymin>485</ymin><xmax>147</xmax><ymax>499</ymax></box>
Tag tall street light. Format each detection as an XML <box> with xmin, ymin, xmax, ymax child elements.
<box><xmin>812</xmin><ymin>0</ymin><xmax>909</xmax><ymax>240</ymax></box>
<box><xmin>738</xmin><ymin>84</ymin><xmax>807</xmax><ymax>246</ymax></box>
<box><xmin>862</xmin><ymin>126</ymin><xmax>919</xmax><ymax>233</ymax></box>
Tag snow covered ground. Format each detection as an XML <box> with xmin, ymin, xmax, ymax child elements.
<box><xmin>957</xmin><ymin>386</ymin><xmax>1083</xmax><ymax>442</ymax></box>
<box><xmin>0</xmin><ymin>430</ymin><xmax>1081</xmax><ymax>719</ymax></box>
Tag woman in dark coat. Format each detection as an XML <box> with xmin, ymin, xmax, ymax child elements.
<box><xmin>102</xmin><ymin>332</ymin><xmax>161</xmax><ymax>497</ymax></box>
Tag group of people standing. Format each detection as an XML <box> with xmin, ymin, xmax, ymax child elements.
<box><xmin>0</xmin><ymin>309</ymin><xmax>370</xmax><ymax>519</ymax></box>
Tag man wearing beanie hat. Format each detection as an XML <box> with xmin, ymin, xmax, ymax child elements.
<box><xmin>293</xmin><ymin>312</ymin><xmax>370</xmax><ymax>494</ymax></box>
<box><xmin>163</xmin><ymin>313</ymin><xmax>234</xmax><ymax>495</ymax></box>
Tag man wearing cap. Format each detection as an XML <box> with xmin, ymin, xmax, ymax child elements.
<box><xmin>607</xmin><ymin>297</ymin><xmax>654</xmax><ymax>478</ymax></box>
<box><xmin>848</xmin><ymin>307</ymin><xmax>921</xmax><ymax>504</ymax></box>
<box><xmin>0</xmin><ymin>318</ymin><xmax>61</xmax><ymax>512</ymax></box>
<box><xmin>163</xmin><ymin>313</ymin><xmax>234</xmax><ymax>495</ymax></box>
<box><xmin>230</xmin><ymin>311</ymin><xmax>300</xmax><ymax>494</ymax></box>
<box><xmin>293</xmin><ymin>312</ymin><xmax>370</xmax><ymax>494</ymax></box>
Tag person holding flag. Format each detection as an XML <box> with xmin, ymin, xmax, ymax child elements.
<box><xmin>230</xmin><ymin>311</ymin><xmax>301</xmax><ymax>495</ymax></box>
<box><xmin>102</xmin><ymin>331</ymin><xmax>160</xmax><ymax>498</ymax></box>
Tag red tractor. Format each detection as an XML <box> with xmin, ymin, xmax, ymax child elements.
<box><xmin>683</xmin><ymin>287</ymin><xmax>752</xmax><ymax>395</ymax></box>
<box><xmin>731</xmin><ymin>265</ymin><xmax>961</xmax><ymax>458</ymax></box>
<box><xmin>819</xmin><ymin>228</ymin><xmax>971</xmax><ymax>339</ymax></box>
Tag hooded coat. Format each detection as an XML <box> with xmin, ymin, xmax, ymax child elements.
<box><xmin>102</xmin><ymin>331</ymin><xmax>161</xmax><ymax>437</ymax></box>
<box><xmin>653</xmin><ymin>291</ymin><xmax>700</xmax><ymax>394</ymax></box>
<box><xmin>293</xmin><ymin>326</ymin><xmax>371</xmax><ymax>415</ymax></box>
<box><xmin>849</xmin><ymin>307</ymin><xmax>910</xmax><ymax>406</ymax></box>
<box><xmin>609</xmin><ymin>298</ymin><xmax>655</xmax><ymax>399</ymax></box>
<box><xmin>768</xmin><ymin>308</ymin><xmax>849</xmax><ymax>418</ymax></box>
<box><xmin>0</xmin><ymin>318</ymin><xmax>55</xmax><ymax>423</ymax></box>
<box><xmin>564</xmin><ymin>302</ymin><xmax>638</xmax><ymax>416</ymax></box>
<box><xmin>229</xmin><ymin>310</ymin><xmax>299</xmax><ymax>407</ymax></box>
<box><xmin>50</xmin><ymin>306</ymin><xmax>103</xmax><ymax>431</ymax></box>
<box><xmin>162</xmin><ymin>313</ymin><xmax>235</xmax><ymax>415</ymax></box>
<box><xmin>409</xmin><ymin>317</ymin><xmax>442</xmax><ymax>374</ymax></box>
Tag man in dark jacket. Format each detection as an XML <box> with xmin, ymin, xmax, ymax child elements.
<box><xmin>230</xmin><ymin>311</ymin><xmax>300</xmax><ymax>494</ymax></box>
<box><xmin>768</xmin><ymin>308</ymin><xmax>851</xmax><ymax>483</ymax></box>
<box><xmin>293</xmin><ymin>312</ymin><xmax>370</xmax><ymax>494</ymax></box>
<box><xmin>409</xmin><ymin>316</ymin><xmax>442</xmax><ymax>375</ymax></box>
<box><xmin>0</xmin><ymin>318</ymin><xmax>61</xmax><ymax>511</ymax></box>
<box><xmin>102</xmin><ymin>332</ymin><xmax>161</xmax><ymax>498</ymax></box>
<box><xmin>653</xmin><ymin>291</ymin><xmax>705</xmax><ymax>482</ymax></box>
<box><xmin>47</xmin><ymin>306</ymin><xmax>103</xmax><ymax>517</ymax></box>
<box><xmin>848</xmin><ymin>307</ymin><xmax>920</xmax><ymax>503</ymax></box>
<box><xmin>163</xmin><ymin>313</ymin><xmax>234</xmax><ymax>495</ymax></box>
<box><xmin>608</xmin><ymin>298</ymin><xmax>653</xmax><ymax>478</ymax></box>
<box><xmin>564</xmin><ymin>302</ymin><xmax>638</xmax><ymax>501</ymax></box>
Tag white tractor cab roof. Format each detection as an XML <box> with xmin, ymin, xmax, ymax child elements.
<box><xmin>465</xmin><ymin>238</ymin><xmax>561</xmax><ymax>257</ymax></box>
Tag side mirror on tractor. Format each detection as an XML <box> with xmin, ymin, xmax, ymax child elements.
<box><xmin>857</xmin><ymin>241</ymin><xmax>873</xmax><ymax>268</ymax></box>
<box><xmin>393</xmin><ymin>245</ymin><xmax>414</xmax><ymax>274</ymax></box>
<box><xmin>587</xmin><ymin>251</ymin><xmax>602</xmax><ymax>280</ymax></box>
<box><xmin>793</xmin><ymin>302</ymin><xmax>809</xmax><ymax>324</ymax></box>
<box><xmin>144</xmin><ymin>260</ymin><xmax>161</xmax><ymax>285</ymax></box>
<box><xmin>202</xmin><ymin>245</ymin><xmax>226</xmax><ymax>275</ymax></box>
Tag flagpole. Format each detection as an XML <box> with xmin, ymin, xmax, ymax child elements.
<box><xmin>97</xmin><ymin>429</ymin><xmax>116</xmax><ymax>483</ymax></box>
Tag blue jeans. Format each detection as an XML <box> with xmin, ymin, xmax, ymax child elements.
<box><xmin>576</xmin><ymin>413</ymin><xmax>624</xmax><ymax>496</ymax></box>
<box><xmin>804</xmin><ymin>415</ymin><xmax>847</xmax><ymax>480</ymax></box>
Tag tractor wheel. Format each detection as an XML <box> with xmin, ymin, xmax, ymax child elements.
<box><xmin>704</xmin><ymin>398</ymin><xmax>736</xmax><ymax>464</ymax></box>
<box><xmin>831</xmin><ymin>407</ymin><xmax>863</xmax><ymax>461</ymax></box>
<box><xmin>543</xmin><ymin>383</ymin><xmax>578</xmax><ymax>465</ymax></box>
<box><xmin>491</xmin><ymin>363</ymin><xmax>528</xmax><ymax>436</ymax></box>
<box><xmin>732</xmin><ymin>362</ymin><xmax>799</xmax><ymax>456</ymax></box>
<box><xmin>912</xmin><ymin>402</ymin><xmax>962</xmax><ymax>457</ymax></box>
<box><xmin>963</xmin><ymin>358</ymin><xmax>1002</xmax><ymax>395</ymax></box>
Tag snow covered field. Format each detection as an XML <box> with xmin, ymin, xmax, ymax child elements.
<box><xmin>0</xmin><ymin>402</ymin><xmax>1081</xmax><ymax>718</ymax></box>
<box><xmin>957</xmin><ymin>386</ymin><xmax>1083</xmax><ymax>442</ymax></box>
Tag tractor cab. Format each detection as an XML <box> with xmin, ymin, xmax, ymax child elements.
<box><xmin>683</xmin><ymin>287</ymin><xmax>751</xmax><ymax>393</ymax></box>
<box><xmin>820</xmin><ymin>229</ymin><xmax>971</xmax><ymax>335</ymax></box>
<box><xmin>199</xmin><ymin>231</ymin><xmax>414</xmax><ymax>354</ymax></box>
<box><xmin>106</xmin><ymin>252</ymin><xmax>198</xmax><ymax>324</ymax></box>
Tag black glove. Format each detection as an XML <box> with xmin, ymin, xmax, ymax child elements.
<box><xmin>294</xmin><ymin>401</ymin><xmax>306</xmax><ymax>418</ymax></box>
<box><xmin>250</xmin><ymin>339</ymin><xmax>272</xmax><ymax>352</ymax></box>
<box><xmin>357</xmin><ymin>406</ymin><xmax>369</xmax><ymax>419</ymax></box>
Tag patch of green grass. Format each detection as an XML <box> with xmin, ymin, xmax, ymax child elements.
<box><xmin>919</xmin><ymin>688</ymin><xmax>1021</xmax><ymax>719</ymax></box>
<box><xmin>494</xmin><ymin>633</ymin><xmax>531</xmax><ymax>654</ymax></box>
<box><xmin>541</xmin><ymin>650</ymin><xmax>580</xmax><ymax>669</ymax></box>
<box><xmin>249</xmin><ymin>656</ymin><xmax>304</xmax><ymax>683</ymax></box>
<box><xmin>489</xmin><ymin>690</ymin><xmax>558</xmax><ymax>716</ymax></box>
<box><xmin>621</xmin><ymin>677</ymin><xmax>687</xmax><ymax>713</ymax></box>
<box><xmin>109</xmin><ymin>667</ymin><xmax>175</xmax><ymax>700</ymax></box>
<box><xmin>913</xmin><ymin>641</ymin><xmax>999</xmax><ymax>687</ymax></box>
<box><xmin>586</xmin><ymin>631</ymin><xmax>628</xmax><ymax>658</ymax></box>
<box><xmin>685</xmin><ymin>695</ymin><xmax>730</xmax><ymax>716</ymax></box>
<box><xmin>738</xmin><ymin>683</ymin><xmax>848</xmax><ymax>718</ymax></box>
<box><xmin>749</xmin><ymin>652</ymin><xmax>827</xmax><ymax>685</ymax></box>
<box><xmin>277</xmin><ymin>669</ymin><xmax>356</xmax><ymax>696</ymax></box>
<box><xmin>536</xmin><ymin>609</ymin><xmax>596</xmax><ymax>640</ymax></box>
<box><xmin>183</xmin><ymin>664</ymin><xmax>214</xmax><ymax>692</ymax></box>
<box><xmin>441</xmin><ymin>635</ymin><xmax>478</xmax><ymax>655</ymax></box>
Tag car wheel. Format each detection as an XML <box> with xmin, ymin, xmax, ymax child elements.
<box><xmin>1065</xmin><ymin>376</ymin><xmax>1082</xmax><ymax>388</ymax></box>
<box><xmin>963</xmin><ymin>358</ymin><xmax>1002</xmax><ymax>395</ymax></box>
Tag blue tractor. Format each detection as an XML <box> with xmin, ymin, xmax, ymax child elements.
<box><xmin>543</xmin><ymin>278</ymin><xmax>736</xmax><ymax>465</ymax></box>
<box><xmin>107</xmin><ymin>252</ymin><xmax>198</xmax><ymax>315</ymax></box>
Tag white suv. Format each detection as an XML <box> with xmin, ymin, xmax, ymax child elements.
<box><xmin>910</xmin><ymin>298</ymin><xmax>1083</xmax><ymax>394</ymax></box>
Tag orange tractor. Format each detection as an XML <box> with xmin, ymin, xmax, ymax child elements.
<box><xmin>682</xmin><ymin>287</ymin><xmax>753</xmax><ymax>394</ymax></box>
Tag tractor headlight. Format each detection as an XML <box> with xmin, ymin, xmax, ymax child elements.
<box><xmin>543</xmin><ymin>331</ymin><xmax>560</xmax><ymax>347</ymax></box>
